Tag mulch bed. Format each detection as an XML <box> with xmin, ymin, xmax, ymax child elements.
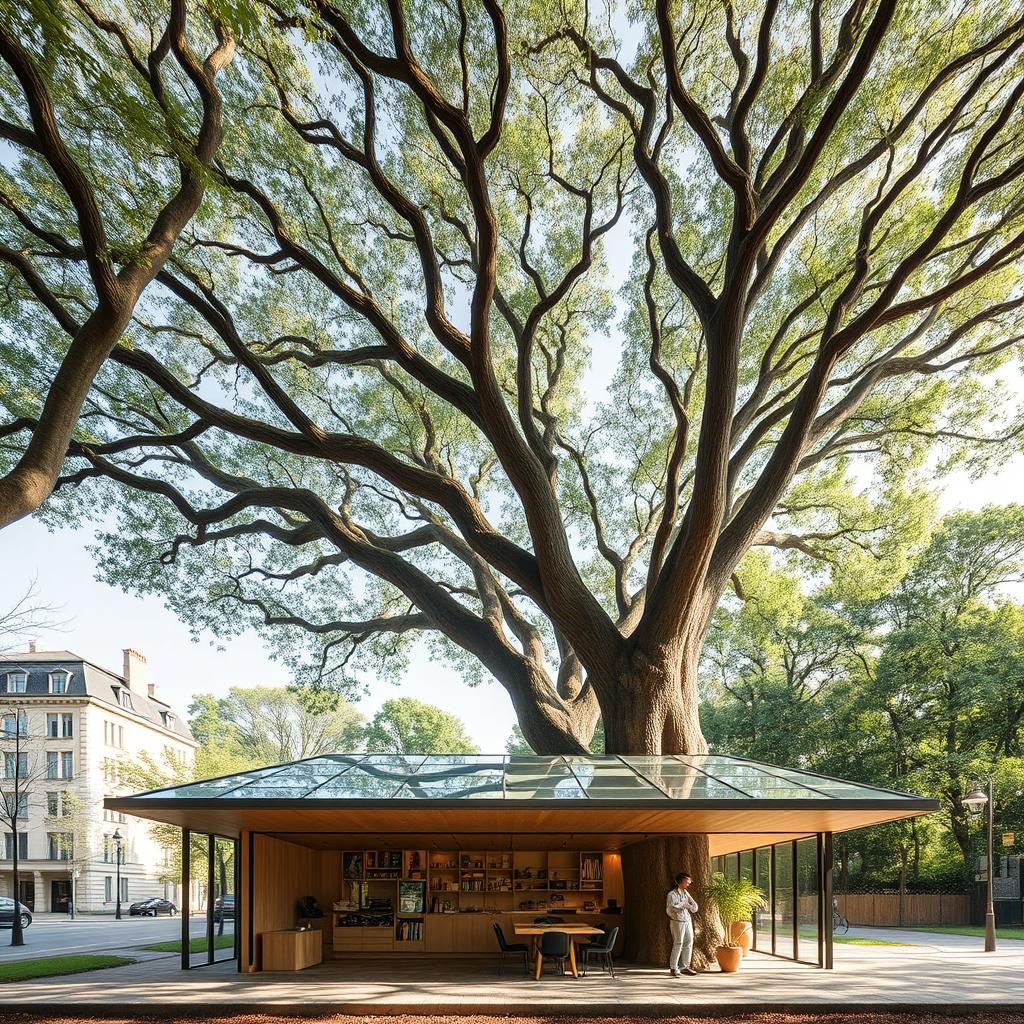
<box><xmin>5</xmin><ymin>1014</ymin><xmax>1024</xmax><ymax>1024</ymax></box>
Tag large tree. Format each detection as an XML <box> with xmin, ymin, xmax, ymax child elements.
<box><xmin>3</xmin><ymin>0</ymin><xmax>1024</xmax><ymax>964</ymax></box>
<box><xmin>363</xmin><ymin>697</ymin><xmax>479</xmax><ymax>754</ymax></box>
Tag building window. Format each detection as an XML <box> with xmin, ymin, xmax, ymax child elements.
<box><xmin>120</xmin><ymin>877</ymin><xmax>128</xmax><ymax>901</ymax></box>
<box><xmin>47</xmin><ymin>791</ymin><xmax>60</xmax><ymax>817</ymax></box>
<box><xmin>4</xmin><ymin>671</ymin><xmax>27</xmax><ymax>693</ymax></box>
<box><xmin>46</xmin><ymin>751</ymin><xmax>73</xmax><ymax>780</ymax></box>
<box><xmin>47</xmin><ymin>713</ymin><xmax>74</xmax><ymax>738</ymax></box>
<box><xmin>49</xmin><ymin>671</ymin><xmax>70</xmax><ymax>694</ymax></box>
<box><xmin>3</xmin><ymin>752</ymin><xmax>27</xmax><ymax>779</ymax></box>
<box><xmin>104</xmin><ymin>876</ymin><xmax>112</xmax><ymax>903</ymax></box>
<box><xmin>104</xmin><ymin>721</ymin><xmax>124</xmax><ymax>748</ymax></box>
<box><xmin>116</xmin><ymin>688</ymin><xmax>133</xmax><ymax>711</ymax></box>
<box><xmin>3</xmin><ymin>833</ymin><xmax>28</xmax><ymax>859</ymax></box>
<box><xmin>2</xmin><ymin>793</ymin><xmax>28</xmax><ymax>819</ymax></box>
<box><xmin>1</xmin><ymin>711</ymin><xmax>27</xmax><ymax>736</ymax></box>
<box><xmin>47</xmin><ymin>833</ymin><xmax>73</xmax><ymax>861</ymax></box>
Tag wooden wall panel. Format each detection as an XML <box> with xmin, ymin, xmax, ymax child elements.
<box><xmin>246</xmin><ymin>834</ymin><xmax>327</xmax><ymax>972</ymax></box>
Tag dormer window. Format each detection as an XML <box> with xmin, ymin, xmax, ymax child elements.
<box><xmin>119</xmin><ymin>690</ymin><xmax>133</xmax><ymax>711</ymax></box>
<box><xmin>163</xmin><ymin>711</ymin><xmax>175</xmax><ymax>729</ymax></box>
<box><xmin>5</xmin><ymin>672</ymin><xmax>26</xmax><ymax>694</ymax></box>
<box><xmin>49</xmin><ymin>671</ymin><xmax>70</xmax><ymax>695</ymax></box>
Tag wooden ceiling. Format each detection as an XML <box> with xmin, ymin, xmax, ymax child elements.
<box><xmin>111</xmin><ymin>800</ymin><xmax>935</xmax><ymax>843</ymax></box>
<box><xmin>265</xmin><ymin>830</ymin><xmax>817</xmax><ymax>857</ymax></box>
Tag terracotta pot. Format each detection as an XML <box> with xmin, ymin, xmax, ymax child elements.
<box><xmin>730</xmin><ymin>921</ymin><xmax>753</xmax><ymax>956</ymax></box>
<box><xmin>715</xmin><ymin>944</ymin><xmax>743</xmax><ymax>973</ymax></box>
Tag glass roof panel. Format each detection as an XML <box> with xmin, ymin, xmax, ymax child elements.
<box><xmin>397</xmin><ymin>775</ymin><xmax>505</xmax><ymax>799</ymax></box>
<box><xmin>119</xmin><ymin>753</ymin><xmax>927</xmax><ymax>805</ymax></box>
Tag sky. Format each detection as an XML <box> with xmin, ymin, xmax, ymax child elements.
<box><xmin>0</xmin><ymin>454</ymin><xmax>1020</xmax><ymax>754</ymax></box>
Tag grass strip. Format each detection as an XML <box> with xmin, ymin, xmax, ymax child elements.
<box><xmin>0</xmin><ymin>954</ymin><xmax>135</xmax><ymax>983</ymax></box>
<box><xmin>143</xmin><ymin>933</ymin><xmax>235</xmax><ymax>953</ymax></box>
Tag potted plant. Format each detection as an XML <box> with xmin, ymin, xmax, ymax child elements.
<box><xmin>704</xmin><ymin>873</ymin><xmax>769</xmax><ymax>973</ymax></box>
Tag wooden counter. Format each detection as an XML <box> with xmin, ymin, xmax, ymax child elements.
<box><xmin>263</xmin><ymin>928</ymin><xmax>323</xmax><ymax>971</ymax></box>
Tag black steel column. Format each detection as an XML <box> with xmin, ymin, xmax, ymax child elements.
<box><xmin>770</xmin><ymin>844</ymin><xmax>777</xmax><ymax>955</ymax></box>
<box><xmin>824</xmin><ymin>832</ymin><xmax>834</xmax><ymax>969</ymax></box>
<box><xmin>206</xmin><ymin>834</ymin><xmax>216</xmax><ymax>965</ymax></box>
<box><xmin>234</xmin><ymin>837</ymin><xmax>242</xmax><ymax>970</ymax></box>
<box><xmin>180</xmin><ymin>828</ymin><xmax>190</xmax><ymax>971</ymax></box>
<box><xmin>791</xmin><ymin>840</ymin><xmax>799</xmax><ymax>961</ymax></box>
<box><xmin>816</xmin><ymin>833</ymin><xmax>825</xmax><ymax>968</ymax></box>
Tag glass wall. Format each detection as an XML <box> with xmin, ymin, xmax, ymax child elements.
<box><xmin>775</xmin><ymin>841</ymin><xmax>794</xmax><ymax>958</ymax></box>
<box><xmin>712</xmin><ymin>835</ymin><xmax>825</xmax><ymax>966</ymax></box>
<box><xmin>182</xmin><ymin>830</ymin><xmax>240</xmax><ymax>969</ymax></box>
<box><xmin>796</xmin><ymin>837</ymin><xmax>819</xmax><ymax>964</ymax></box>
<box><xmin>754</xmin><ymin>846</ymin><xmax>772</xmax><ymax>951</ymax></box>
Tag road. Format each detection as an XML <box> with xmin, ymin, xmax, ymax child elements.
<box><xmin>0</xmin><ymin>914</ymin><xmax>221</xmax><ymax>961</ymax></box>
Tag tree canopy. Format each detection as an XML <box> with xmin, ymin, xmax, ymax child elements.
<box><xmin>2</xmin><ymin>0</ymin><xmax>1023</xmax><ymax>757</ymax></box>
<box><xmin>363</xmin><ymin>696</ymin><xmax>479</xmax><ymax>754</ymax></box>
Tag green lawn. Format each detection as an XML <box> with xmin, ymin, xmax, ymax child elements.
<box><xmin>0</xmin><ymin>954</ymin><xmax>135</xmax><ymax>983</ymax></box>
<box><xmin>143</xmin><ymin>934</ymin><xmax>236</xmax><ymax>953</ymax></box>
<box><xmin>833</xmin><ymin>935</ymin><xmax>909</xmax><ymax>946</ymax></box>
<box><xmin>903</xmin><ymin>924</ymin><xmax>1024</xmax><ymax>940</ymax></box>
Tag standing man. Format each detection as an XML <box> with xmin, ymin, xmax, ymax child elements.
<box><xmin>666</xmin><ymin>870</ymin><xmax>699</xmax><ymax>976</ymax></box>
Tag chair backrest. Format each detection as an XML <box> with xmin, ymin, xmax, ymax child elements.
<box><xmin>534</xmin><ymin>915</ymin><xmax>564</xmax><ymax>924</ymax></box>
<box><xmin>492</xmin><ymin>922</ymin><xmax>509</xmax><ymax>951</ymax></box>
<box><xmin>600</xmin><ymin>926</ymin><xmax>620</xmax><ymax>953</ymax></box>
<box><xmin>539</xmin><ymin>930</ymin><xmax>570</xmax><ymax>957</ymax></box>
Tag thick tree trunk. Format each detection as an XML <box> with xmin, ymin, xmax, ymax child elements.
<box><xmin>600</xmin><ymin>648</ymin><xmax>722</xmax><ymax>969</ymax></box>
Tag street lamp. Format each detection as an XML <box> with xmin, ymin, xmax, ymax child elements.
<box><xmin>113</xmin><ymin>829</ymin><xmax>124</xmax><ymax>921</ymax></box>
<box><xmin>962</xmin><ymin>781</ymin><xmax>996</xmax><ymax>952</ymax></box>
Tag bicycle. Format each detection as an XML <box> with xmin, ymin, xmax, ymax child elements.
<box><xmin>832</xmin><ymin>898</ymin><xmax>849</xmax><ymax>934</ymax></box>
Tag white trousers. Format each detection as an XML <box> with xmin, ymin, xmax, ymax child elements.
<box><xmin>669</xmin><ymin>917</ymin><xmax>693</xmax><ymax>971</ymax></box>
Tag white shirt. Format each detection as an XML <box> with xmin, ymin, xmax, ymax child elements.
<box><xmin>666</xmin><ymin>887</ymin><xmax>698</xmax><ymax>922</ymax></box>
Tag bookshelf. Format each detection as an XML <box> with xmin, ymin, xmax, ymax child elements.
<box><xmin>333</xmin><ymin>847</ymin><xmax>611</xmax><ymax>954</ymax></box>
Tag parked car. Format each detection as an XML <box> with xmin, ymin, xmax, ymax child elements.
<box><xmin>128</xmin><ymin>897</ymin><xmax>177</xmax><ymax>917</ymax></box>
<box><xmin>0</xmin><ymin>897</ymin><xmax>32</xmax><ymax>929</ymax></box>
<box><xmin>212</xmin><ymin>893</ymin><xmax>235</xmax><ymax>923</ymax></box>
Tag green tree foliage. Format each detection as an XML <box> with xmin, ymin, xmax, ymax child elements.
<box><xmin>363</xmin><ymin>698</ymin><xmax>478</xmax><ymax>755</ymax></box>
<box><xmin>703</xmin><ymin>505</ymin><xmax>1024</xmax><ymax>883</ymax></box>
<box><xmin>188</xmin><ymin>685</ymin><xmax>365</xmax><ymax>767</ymax></box>
<box><xmin>3</xmin><ymin>2</ymin><xmax>1024</xmax><ymax>762</ymax></box>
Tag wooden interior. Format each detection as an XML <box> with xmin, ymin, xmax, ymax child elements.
<box><xmin>123</xmin><ymin>801</ymin><xmax>932</xmax><ymax>838</ymax></box>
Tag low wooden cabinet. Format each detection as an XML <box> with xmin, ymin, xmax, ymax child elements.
<box><xmin>262</xmin><ymin>928</ymin><xmax>323</xmax><ymax>971</ymax></box>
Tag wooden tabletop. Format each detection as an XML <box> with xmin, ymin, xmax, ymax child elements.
<box><xmin>513</xmin><ymin>924</ymin><xmax>604</xmax><ymax>936</ymax></box>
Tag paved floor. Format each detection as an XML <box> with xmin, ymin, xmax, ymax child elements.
<box><xmin>1</xmin><ymin>937</ymin><xmax>1022</xmax><ymax>1011</ymax></box>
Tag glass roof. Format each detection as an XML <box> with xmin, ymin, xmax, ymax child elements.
<box><xmin>126</xmin><ymin>753</ymin><xmax>924</xmax><ymax>804</ymax></box>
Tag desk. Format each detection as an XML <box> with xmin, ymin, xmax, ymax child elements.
<box><xmin>262</xmin><ymin>927</ymin><xmax>323</xmax><ymax>971</ymax></box>
<box><xmin>513</xmin><ymin>924</ymin><xmax>604</xmax><ymax>979</ymax></box>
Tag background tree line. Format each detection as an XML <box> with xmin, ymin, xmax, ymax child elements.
<box><xmin>700</xmin><ymin>504</ymin><xmax>1024</xmax><ymax>891</ymax></box>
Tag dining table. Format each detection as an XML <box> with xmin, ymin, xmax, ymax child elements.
<box><xmin>513</xmin><ymin>923</ymin><xmax>605</xmax><ymax>979</ymax></box>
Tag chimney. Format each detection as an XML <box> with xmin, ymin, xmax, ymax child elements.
<box><xmin>122</xmin><ymin>648</ymin><xmax>147</xmax><ymax>690</ymax></box>
<box><xmin>28</xmin><ymin>641</ymin><xmax>37</xmax><ymax>653</ymax></box>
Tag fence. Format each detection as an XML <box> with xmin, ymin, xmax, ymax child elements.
<box><xmin>836</xmin><ymin>892</ymin><xmax>970</xmax><ymax>927</ymax></box>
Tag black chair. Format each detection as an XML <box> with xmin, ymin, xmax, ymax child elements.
<box><xmin>493</xmin><ymin>922</ymin><xmax>530</xmax><ymax>975</ymax></box>
<box><xmin>580</xmin><ymin>925</ymin><xmax>619</xmax><ymax>978</ymax></box>
<box><xmin>533</xmin><ymin>915</ymin><xmax>565</xmax><ymax>924</ymax></box>
<box><xmin>536</xmin><ymin>929</ymin><xmax>571</xmax><ymax>977</ymax></box>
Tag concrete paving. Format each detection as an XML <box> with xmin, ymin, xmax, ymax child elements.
<box><xmin>843</xmin><ymin>924</ymin><xmax>1024</xmax><ymax>950</ymax></box>
<box><xmin>0</xmin><ymin>938</ymin><xmax>1022</xmax><ymax>1012</ymax></box>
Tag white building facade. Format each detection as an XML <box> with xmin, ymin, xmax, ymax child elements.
<box><xmin>0</xmin><ymin>647</ymin><xmax>196</xmax><ymax>914</ymax></box>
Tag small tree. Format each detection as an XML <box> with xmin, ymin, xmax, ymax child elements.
<box><xmin>0</xmin><ymin>700</ymin><xmax>46</xmax><ymax>945</ymax></box>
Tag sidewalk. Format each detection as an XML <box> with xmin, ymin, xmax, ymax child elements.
<box><xmin>846</xmin><ymin>925</ymin><xmax>1024</xmax><ymax>950</ymax></box>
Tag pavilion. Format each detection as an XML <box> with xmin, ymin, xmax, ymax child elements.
<box><xmin>105</xmin><ymin>752</ymin><xmax>938</xmax><ymax>973</ymax></box>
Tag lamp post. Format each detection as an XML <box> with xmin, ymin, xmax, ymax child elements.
<box><xmin>113</xmin><ymin>829</ymin><xmax>123</xmax><ymax>921</ymax></box>
<box><xmin>963</xmin><ymin>781</ymin><xmax>996</xmax><ymax>952</ymax></box>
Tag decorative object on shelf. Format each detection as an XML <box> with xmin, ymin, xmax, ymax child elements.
<box><xmin>297</xmin><ymin>895</ymin><xmax>324</xmax><ymax>918</ymax></box>
<box><xmin>600</xmin><ymin>898</ymin><xmax>620</xmax><ymax>914</ymax></box>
